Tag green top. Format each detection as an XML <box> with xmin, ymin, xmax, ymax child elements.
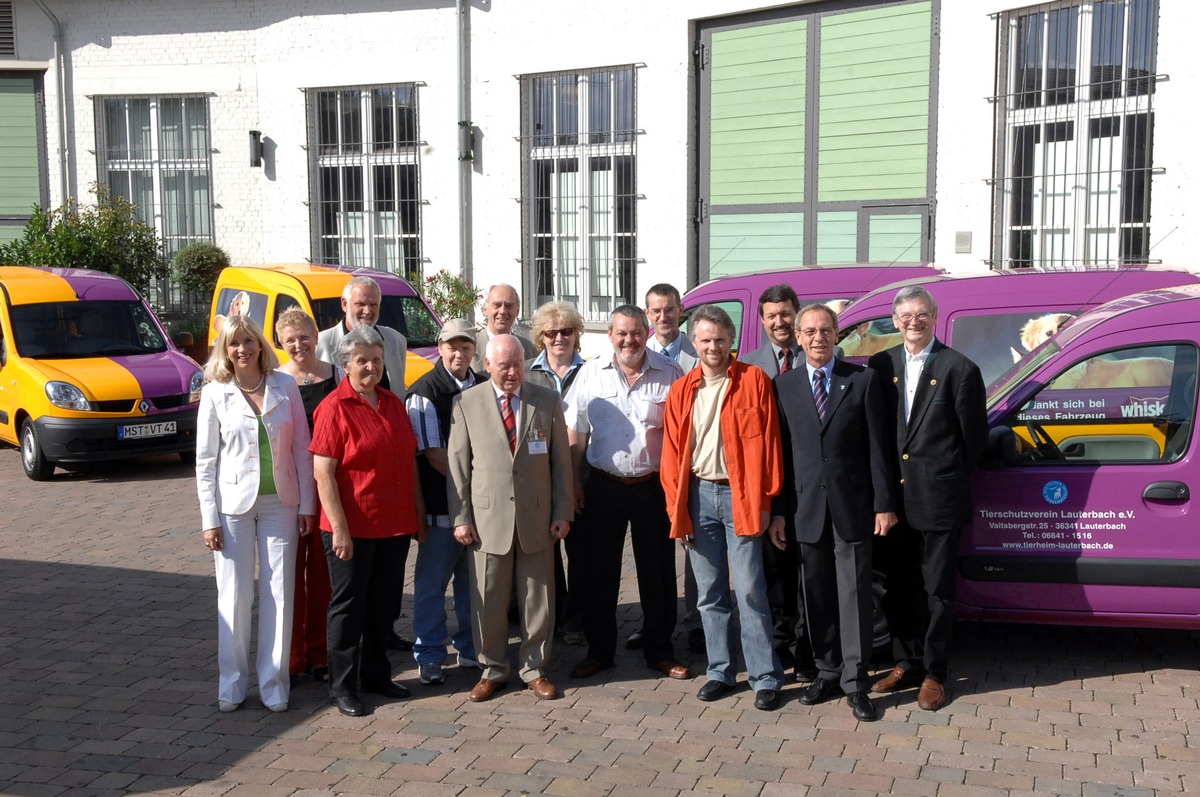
<box><xmin>257</xmin><ymin>416</ymin><xmax>276</xmax><ymax>496</ymax></box>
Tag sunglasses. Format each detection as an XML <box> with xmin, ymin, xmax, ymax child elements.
<box><xmin>543</xmin><ymin>328</ymin><xmax>575</xmax><ymax>339</ymax></box>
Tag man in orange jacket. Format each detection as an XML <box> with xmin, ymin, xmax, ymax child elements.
<box><xmin>661</xmin><ymin>304</ymin><xmax>785</xmax><ymax>711</ymax></box>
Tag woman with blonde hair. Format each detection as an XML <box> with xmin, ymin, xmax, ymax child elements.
<box><xmin>275</xmin><ymin>307</ymin><xmax>342</xmax><ymax>684</ymax></box>
<box><xmin>197</xmin><ymin>315</ymin><xmax>317</xmax><ymax>713</ymax></box>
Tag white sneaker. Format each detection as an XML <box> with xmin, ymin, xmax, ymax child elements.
<box><xmin>457</xmin><ymin>654</ymin><xmax>481</xmax><ymax>670</ymax></box>
<box><xmin>266</xmin><ymin>702</ymin><xmax>288</xmax><ymax>713</ymax></box>
<box><xmin>419</xmin><ymin>662</ymin><xmax>445</xmax><ymax>685</ymax></box>
<box><xmin>218</xmin><ymin>701</ymin><xmax>241</xmax><ymax>713</ymax></box>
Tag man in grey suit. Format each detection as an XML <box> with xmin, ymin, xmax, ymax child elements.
<box><xmin>316</xmin><ymin>276</ymin><xmax>408</xmax><ymax>393</ymax></box>
<box><xmin>448</xmin><ymin>335</ymin><xmax>574</xmax><ymax>703</ymax></box>
<box><xmin>739</xmin><ymin>284</ymin><xmax>815</xmax><ymax>684</ymax></box>
<box><xmin>470</xmin><ymin>284</ymin><xmax>537</xmax><ymax>373</ymax></box>
<box><xmin>769</xmin><ymin>303</ymin><xmax>898</xmax><ymax>722</ymax></box>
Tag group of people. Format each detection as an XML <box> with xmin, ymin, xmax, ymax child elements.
<box><xmin>196</xmin><ymin>274</ymin><xmax>987</xmax><ymax>723</ymax></box>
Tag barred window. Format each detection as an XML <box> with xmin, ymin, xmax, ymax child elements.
<box><xmin>306</xmin><ymin>84</ymin><xmax>423</xmax><ymax>284</ymax></box>
<box><xmin>992</xmin><ymin>0</ymin><xmax>1159</xmax><ymax>268</ymax></box>
<box><xmin>520</xmin><ymin>66</ymin><xmax>636</xmax><ymax>322</ymax></box>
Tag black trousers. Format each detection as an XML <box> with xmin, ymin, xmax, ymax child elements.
<box><xmin>324</xmin><ymin>532</ymin><xmax>411</xmax><ymax>698</ymax></box>
<box><xmin>762</xmin><ymin>529</ymin><xmax>814</xmax><ymax>673</ymax></box>
<box><xmin>877</xmin><ymin>522</ymin><xmax>958</xmax><ymax>682</ymax></box>
<box><xmin>576</xmin><ymin>472</ymin><xmax>677</xmax><ymax>666</ymax></box>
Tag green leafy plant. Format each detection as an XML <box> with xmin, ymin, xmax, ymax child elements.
<box><xmin>418</xmin><ymin>269</ymin><xmax>483</xmax><ymax>322</ymax></box>
<box><xmin>172</xmin><ymin>241</ymin><xmax>230</xmax><ymax>296</ymax></box>
<box><xmin>0</xmin><ymin>183</ymin><xmax>166</xmax><ymax>295</ymax></box>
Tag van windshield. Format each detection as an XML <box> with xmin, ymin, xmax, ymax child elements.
<box><xmin>10</xmin><ymin>301</ymin><xmax>169</xmax><ymax>359</ymax></box>
<box><xmin>987</xmin><ymin>341</ymin><xmax>1061</xmax><ymax>410</ymax></box>
<box><xmin>310</xmin><ymin>296</ymin><xmax>440</xmax><ymax>348</ymax></box>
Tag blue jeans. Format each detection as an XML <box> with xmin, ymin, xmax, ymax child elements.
<box><xmin>687</xmin><ymin>480</ymin><xmax>782</xmax><ymax>692</ymax></box>
<box><xmin>412</xmin><ymin>524</ymin><xmax>475</xmax><ymax>665</ymax></box>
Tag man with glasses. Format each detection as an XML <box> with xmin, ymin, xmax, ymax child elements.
<box><xmin>641</xmin><ymin>283</ymin><xmax>703</xmax><ymax>654</ymax></box>
<box><xmin>471</xmin><ymin>284</ymin><xmax>536</xmax><ymax>373</ymax></box>
<box><xmin>769</xmin><ymin>303</ymin><xmax>897</xmax><ymax>722</ymax></box>
<box><xmin>564</xmin><ymin>306</ymin><xmax>690</xmax><ymax>684</ymax></box>
<box><xmin>867</xmin><ymin>286</ymin><xmax>987</xmax><ymax>712</ymax></box>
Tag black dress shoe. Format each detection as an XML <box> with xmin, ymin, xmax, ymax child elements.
<box><xmin>696</xmin><ymin>680</ymin><xmax>735</xmax><ymax>702</ymax></box>
<box><xmin>362</xmin><ymin>681</ymin><xmax>411</xmax><ymax>699</ymax></box>
<box><xmin>387</xmin><ymin>631</ymin><xmax>414</xmax><ymax>651</ymax></box>
<box><xmin>625</xmin><ymin>629</ymin><xmax>644</xmax><ymax>650</ymax></box>
<box><xmin>793</xmin><ymin>664</ymin><xmax>820</xmax><ymax>683</ymax></box>
<box><xmin>846</xmin><ymin>690</ymin><xmax>878</xmax><ymax>721</ymax></box>
<box><xmin>754</xmin><ymin>689</ymin><xmax>782</xmax><ymax>711</ymax></box>
<box><xmin>798</xmin><ymin>678</ymin><xmax>843</xmax><ymax>705</ymax></box>
<box><xmin>332</xmin><ymin>695</ymin><xmax>366</xmax><ymax>717</ymax></box>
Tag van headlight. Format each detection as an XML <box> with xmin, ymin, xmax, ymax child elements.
<box><xmin>189</xmin><ymin>370</ymin><xmax>205</xmax><ymax>403</ymax></box>
<box><xmin>46</xmin><ymin>381</ymin><xmax>93</xmax><ymax>411</ymax></box>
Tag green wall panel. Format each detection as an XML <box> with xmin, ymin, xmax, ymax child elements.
<box><xmin>817</xmin><ymin>2</ymin><xmax>931</xmax><ymax>203</ymax></box>
<box><xmin>709</xmin><ymin>213</ymin><xmax>804</xmax><ymax>276</ymax></box>
<box><xmin>0</xmin><ymin>78</ymin><xmax>42</xmax><ymax>216</ymax></box>
<box><xmin>709</xmin><ymin>20</ymin><xmax>807</xmax><ymax>206</ymax></box>
<box><xmin>869</xmin><ymin>213</ymin><xmax>924</xmax><ymax>262</ymax></box>
<box><xmin>816</xmin><ymin>211</ymin><xmax>857</xmax><ymax>264</ymax></box>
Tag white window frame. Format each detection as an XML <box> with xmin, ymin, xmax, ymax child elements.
<box><xmin>992</xmin><ymin>0</ymin><xmax>1158</xmax><ymax>268</ymax></box>
<box><xmin>520</xmin><ymin>66</ymin><xmax>637</xmax><ymax>323</ymax></box>
<box><xmin>306</xmin><ymin>84</ymin><xmax>423</xmax><ymax>283</ymax></box>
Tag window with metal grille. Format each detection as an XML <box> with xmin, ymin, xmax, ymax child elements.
<box><xmin>0</xmin><ymin>2</ymin><xmax>15</xmax><ymax>58</ymax></box>
<box><xmin>95</xmin><ymin>95</ymin><xmax>214</xmax><ymax>310</ymax></box>
<box><xmin>991</xmin><ymin>0</ymin><xmax>1159</xmax><ymax>268</ymax></box>
<box><xmin>305</xmin><ymin>84</ymin><xmax>423</xmax><ymax>284</ymax></box>
<box><xmin>519</xmin><ymin>66</ymin><xmax>637</xmax><ymax>322</ymax></box>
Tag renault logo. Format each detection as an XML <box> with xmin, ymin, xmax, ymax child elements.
<box><xmin>139</xmin><ymin>400</ymin><xmax>150</xmax><ymax>414</ymax></box>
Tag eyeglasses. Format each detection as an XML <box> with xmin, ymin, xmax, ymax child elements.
<box><xmin>896</xmin><ymin>312</ymin><xmax>932</xmax><ymax>325</ymax></box>
<box><xmin>798</xmin><ymin>327</ymin><xmax>835</xmax><ymax>339</ymax></box>
<box><xmin>543</xmin><ymin>328</ymin><xmax>575</xmax><ymax>339</ymax></box>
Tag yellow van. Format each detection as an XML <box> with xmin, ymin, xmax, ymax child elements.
<box><xmin>208</xmin><ymin>264</ymin><xmax>440</xmax><ymax>386</ymax></box>
<box><xmin>0</xmin><ymin>266</ymin><xmax>204</xmax><ymax>480</ymax></box>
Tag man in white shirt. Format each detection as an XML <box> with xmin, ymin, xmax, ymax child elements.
<box><xmin>470</xmin><ymin>284</ymin><xmax>536</xmax><ymax>373</ymax></box>
<box><xmin>316</xmin><ymin>276</ymin><xmax>408</xmax><ymax>394</ymax></box>
<box><xmin>564</xmin><ymin>305</ymin><xmax>690</xmax><ymax>683</ymax></box>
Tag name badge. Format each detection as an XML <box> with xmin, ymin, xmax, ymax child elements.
<box><xmin>528</xmin><ymin>440</ymin><xmax>548</xmax><ymax>455</ymax></box>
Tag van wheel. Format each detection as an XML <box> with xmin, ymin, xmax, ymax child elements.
<box><xmin>21</xmin><ymin>419</ymin><xmax>54</xmax><ymax>481</ymax></box>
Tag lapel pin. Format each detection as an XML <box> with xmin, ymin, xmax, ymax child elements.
<box><xmin>930</xmin><ymin>378</ymin><xmax>938</xmax><ymax>386</ymax></box>
<box><xmin>893</xmin><ymin>376</ymin><xmax>899</xmax><ymax>383</ymax></box>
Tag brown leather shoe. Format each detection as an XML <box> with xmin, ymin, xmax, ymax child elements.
<box><xmin>570</xmin><ymin>658</ymin><xmax>612</xmax><ymax>679</ymax></box>
<box><xmin>527</xmin><ymin>676</ymin><xmax>560</xmax><ymax>700</ymax></box>
<box><xmin>873</xmin><ymin>666</ymin><xmax>922</xmax><ymax>694</ymax></box>
<box><xmin>917</xmin><ymin>678</ymin><xmax>946</xmax><ymax>711</ymax></box>
<box><xmin>649</xmin><ymin>659</ymin><xmax>691</xmax><ymax>680</ymax></box>
<box><xmin>468</xmin><ymin>678</ymin><xmax>506</xmax><ymax>703</ymax></box>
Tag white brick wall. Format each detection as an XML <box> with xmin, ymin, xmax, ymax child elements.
<box><xmin>10</xmin><ymin>0</ymin><xmax>1199</xmax><ymax>310</ymax></box>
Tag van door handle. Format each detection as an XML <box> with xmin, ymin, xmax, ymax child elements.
<box><xmin>1144</xmin><ymin>481</ymin><xmax>1189</xmax><ymax>500</ymax></box>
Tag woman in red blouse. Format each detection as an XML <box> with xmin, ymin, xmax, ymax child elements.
<box><xmin>311</xmin><ymin>325</ymin><xmax>426</xmax><ymax>717</ymax></box>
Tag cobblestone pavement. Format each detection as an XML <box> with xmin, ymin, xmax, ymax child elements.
<box><xmin>1</xmin><ymin>446</ymin><xmax>1198</xmax><ymax>797</ymax></box>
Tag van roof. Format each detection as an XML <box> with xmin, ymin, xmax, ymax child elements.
<box><xmin>225</xmin><ymin>264</ymin><xmax>419</xmax><ymax>300</ymax></box>
<box><xmin>840</xmin><ymin>265</ymin><xmax>1200</xmax><ymax>321</ymax></box>
<box><xmin>683</xmin><ymin>263</ymin><xmax>940</xmax><ymax>305</ymax></box>
<box><xmin>0</xmin><ymin>266</ymin><xmax>138</xmax><ymax>305</ymax></box>
<box><xmin>1051</xmin><ymin>283</ymin><xmax>1200</xmax><ymax>351</ymax></box>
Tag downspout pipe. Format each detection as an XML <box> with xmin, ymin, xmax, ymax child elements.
<box><xmin>32</xmin><ymin>0</ymin><xmax>69</xmax><ymax>204</ymax></box>
<box><xmin>456</xmin><ymin>0</ymin><xmax>474</xmax><ymax>303</ymax></box>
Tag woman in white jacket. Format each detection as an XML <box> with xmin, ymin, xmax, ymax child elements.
<box><xmin>197</xmin><ymin>315</ymin><xmax>317</xmax><ymax>713</ymax></box>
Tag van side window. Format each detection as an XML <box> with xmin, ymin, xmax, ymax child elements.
<box><xmin>1005</xmin><ymin>344</ymin><xmax>1196</xmax><ymax>463</ymax></box>
<box><xmin>272</xmin><ymin>295</ymin><xmax>303</xmax><ymax>346</ymax></box>
<box><xmin>681</xmin><ymin>300</ymin><xmax>743</xmax><ymax>355</ymax></box>
<box><xmin>837</xmin><ymin>316</ymin><xmax>899</xmax><ymax>360</ymax></box>
<box><xmin>951</xmin><ymin>310</ymin><xmax>1077</xmax><ymax>386</ymax></box>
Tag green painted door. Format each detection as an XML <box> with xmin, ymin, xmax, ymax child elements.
<box><xmin>0</xmin><ymin>75</ymin><xmax>46</xmax><ymax>246</ymax></box>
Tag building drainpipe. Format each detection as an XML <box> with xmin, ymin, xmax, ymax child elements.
<box><xmin>456</xmin><ymin>0</ymin><xmax>474</xmax><ymax>307</ymax></box>
<box><xmin>32</xmin><ymin>0</ymin><xmax>69</xmax><ymax>204</ymax></box>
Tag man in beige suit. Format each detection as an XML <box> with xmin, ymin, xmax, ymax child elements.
<box><xmin>448</xmin><ymin>334</ymin><xmax>573</xmax><ymax>702</ymax></box>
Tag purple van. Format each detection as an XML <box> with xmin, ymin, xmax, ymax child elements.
<box><xmin>960</xmin><ymin>284</ymin><xmax>1200</xmax><ymax>629</ymax></box>
<box><xmin>681</xmin><ymin>264</ymin><xmax>940</xmax><ymax>355</ymax></box>
<box><xmin>837</xmin><ymin>266</ymin><xmax>1200</xmax><ymax>387</ymax></box>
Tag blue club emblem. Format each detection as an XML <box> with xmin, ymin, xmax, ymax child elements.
<box><xmin>1042</xmin><ymin>480</ymin><xmax>1068</xmax><ymax>505</ymax></box>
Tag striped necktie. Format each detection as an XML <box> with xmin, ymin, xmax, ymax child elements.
<box><xmin>501</xmin><ymin>393</ymin><xmax>516</xmax><ymax>452</ymax></box>
<box><xmin>812</xmin><ymin>368</ymin><xmax>828</xmax><ymax>421</ymax></box>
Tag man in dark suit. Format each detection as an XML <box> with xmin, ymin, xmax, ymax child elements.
<box><xmin>867</xmin><ymin>285</ymin><xmax>988</xmax><ymax>711</ymax></box>
<box><xmin>470</xmin><ymin>284</ymin><xmax>537</xmax><ymax>373</ymax></box>
<box><xmin>739</xmin><ymin>284</ymin><xmax>814</xmax><ymax>683</ymax></box>
<box><xmin>447</xmin><ymin>334</ymin><xmax>574</xmax><ymax>703</ymax></box>
<box><xmin>769</xmin><ymin>302</ymin><xmax>897</xmax><ymax>722</ymax></box>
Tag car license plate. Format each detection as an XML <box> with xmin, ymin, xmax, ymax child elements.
<box><xmin>118</xmin><ymin>421</ymin><xmax>177</xmax><ymax>440</ymax></box>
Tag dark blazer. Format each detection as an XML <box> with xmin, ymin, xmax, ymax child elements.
<box><xmin>868</xmin><ymin>341</ymin><xmax>989</xmax><ymax>531</ymax></box>
<box><xmin>773</xmin><ymin>358</ymin><xmax>897</xmax><ymax>543</ymax></box>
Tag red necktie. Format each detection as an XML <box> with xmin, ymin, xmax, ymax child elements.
<box><xmin>780</xmin><ymin>349</ymin><xmax>792</xmax><ymax>373</ymax></box>
<box><xmin>501</xmin><ymin>393</ymin><xmax>516</xmax><ymax>453</ymax></box>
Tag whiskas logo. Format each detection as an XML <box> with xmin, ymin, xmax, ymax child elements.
<box><xmin>1119</xmin><ymin>395</ymin><xmax>1168</xmax><ymax>418</ymax></box>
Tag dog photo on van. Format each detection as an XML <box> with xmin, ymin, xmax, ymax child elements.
<box><xmin>1010</xmin><ymin>313</ymin><xmax>1075</xmax><ymax>362</ymax></box>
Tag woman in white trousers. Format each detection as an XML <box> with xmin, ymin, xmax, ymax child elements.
<box><xmin>197</xmin><ymin>315</ymin><xmax>317</xmax><ymax>713</ymax></box>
